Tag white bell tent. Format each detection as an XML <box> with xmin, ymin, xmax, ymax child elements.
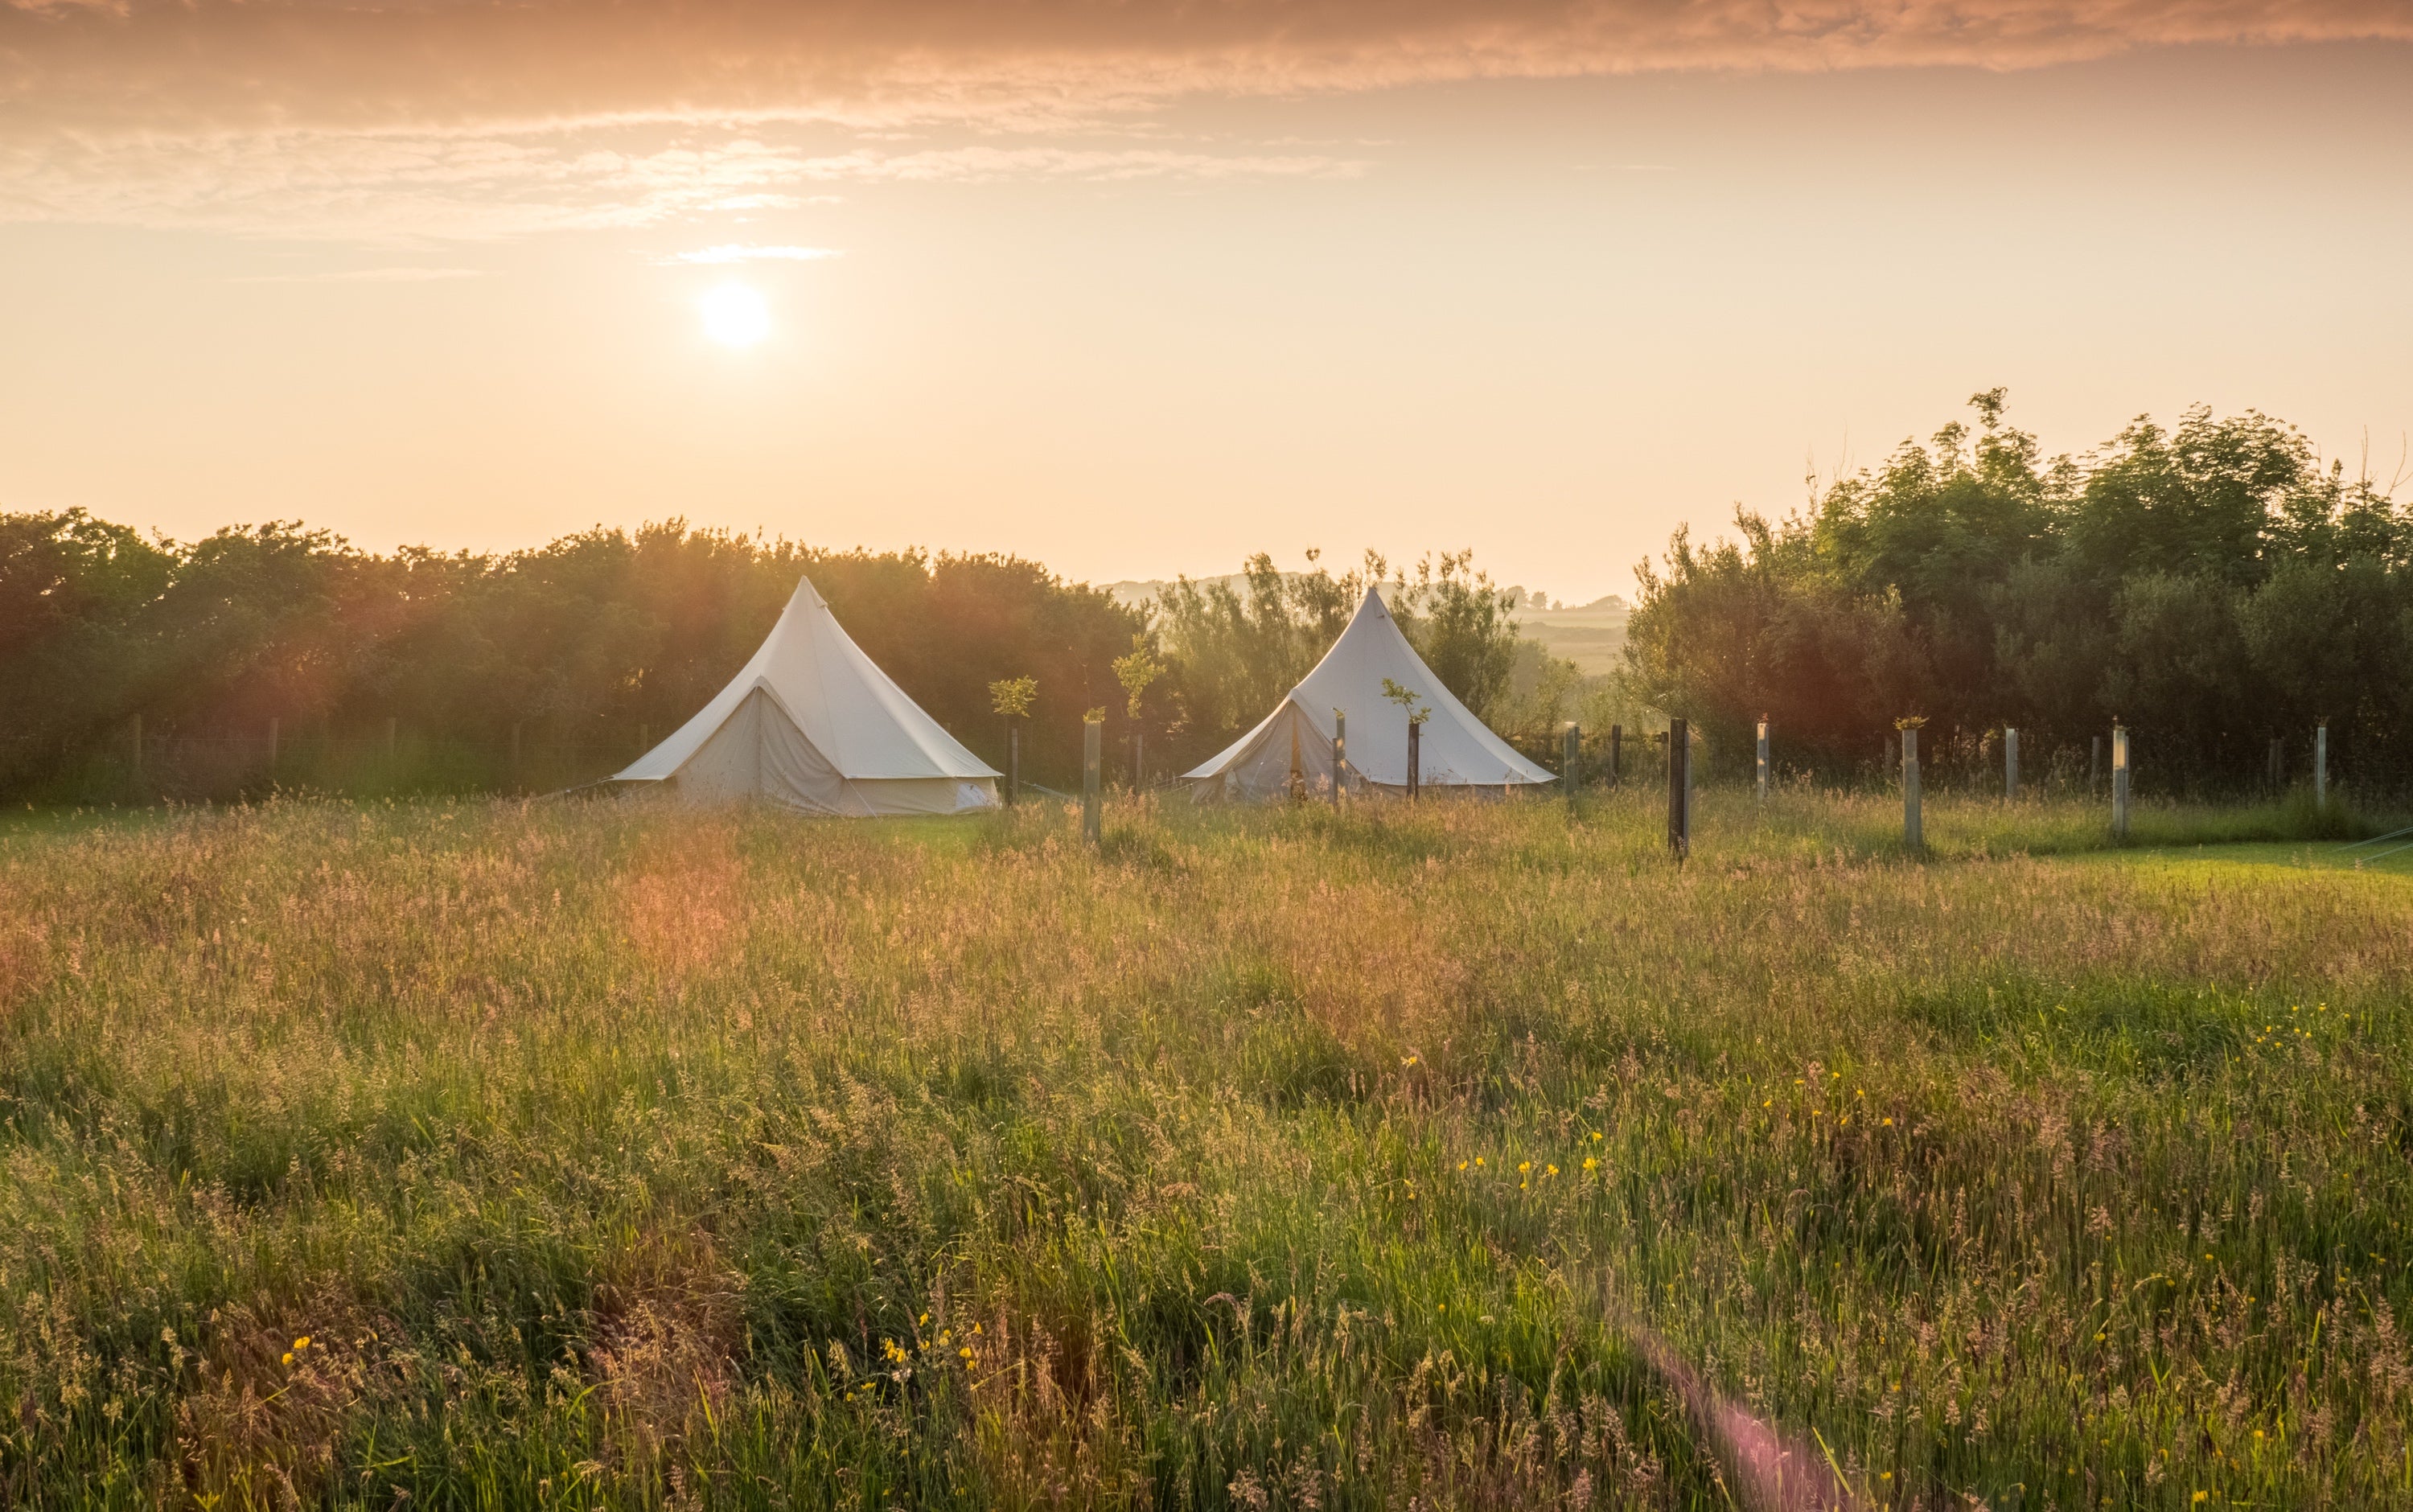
<box><xmin>610</xmin><ymin>576</ymin><xmax>1001</xmax><ymax>816</ymax></box>
<box><xmin>1182</xmin><ymin>588</ymin><xmax>1553</xmax><ymax>801</ymax></box>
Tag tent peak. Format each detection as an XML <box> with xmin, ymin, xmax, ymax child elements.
<box><xmin>1339</xmin><ymin>585</ymin><xmax>1399</xmax><ymax>635</ymax></box>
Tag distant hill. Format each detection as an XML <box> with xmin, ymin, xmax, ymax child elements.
<box><xmin>1105</xmin><ymin>575</ymin><xmax>1627</xmax><ymax>676</ymax></box>
<box><xmin>1515</xmin><ymin>597</ymin><xmax>1629</xmax><ymax>675</ymax></box>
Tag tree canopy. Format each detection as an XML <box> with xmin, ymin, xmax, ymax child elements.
<box><xmin>0</xmin><ymin>516</ymin><xmax>1141</xmax><ymax>796</ymax></box>
<box><xmin>1624</xmin><ymin>392</ymin><xmax>2413</xmax><ymax>787</ymax></box>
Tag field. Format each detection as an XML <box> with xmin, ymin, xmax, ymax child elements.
<box><xmin>2</xmin><ymin>790</ymin><xmax>2411</xmax><ymax>1510</ymax></box>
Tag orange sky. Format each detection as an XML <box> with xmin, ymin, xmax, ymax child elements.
<box><xmin>2</xmin><ymin>4</ymin><xmax>2410</xmax><ymax>602</ymax></box>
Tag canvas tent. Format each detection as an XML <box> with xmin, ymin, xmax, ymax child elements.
<box><xmin>1183</xmin><ymin>588</ymin><xmax>1553</xmax><ymax>801</ymax></box>
<box><xmin>609</xmin><ymin>576</ymin><xmax>1001</xmax><ymax>816</ymax></box>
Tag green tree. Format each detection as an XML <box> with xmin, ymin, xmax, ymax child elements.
<box><xmin>0</xmin><ymin>509</ymin><xmax>175</xmax><ymax>787</ymax></box>
<box><xmin>1393</xmin><ymin>549</ymin><xmax>1522</xmax><ymax>722</ymax></box>
<box><xmin>2065</xmin><ymin>407</ymin><xmax>2313</xmax><ymax>589</ymax></box>
<box><xmin>1625</xmin><ymin>390</ymin><xmax>2413</xmax><ymax>787</ymax></box>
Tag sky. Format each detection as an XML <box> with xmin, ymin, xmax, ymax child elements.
<box><xmin>3</xmin><ymin>2</ymin><xmax>2411</xmax><ymax>605</ymax></box>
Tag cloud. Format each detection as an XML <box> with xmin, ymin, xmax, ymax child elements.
<box><xmin>777</xmin><ymin>144</ymin><xmax>1361</xmax><ymax>183</ymax></box>
<box><xmin>6</xmin><ymin>1</ymin><xmax>2407</xmax><ymax>140</ymax></box>
<box><xmin>2</xmin><ymin>2</ymin><xmax>2403</xmax><ymax>237</ymax></box>
<box><xmin>0</xmin><ymin>131</ymin><xmax>1363</xmax><ymax>240</ymax></box>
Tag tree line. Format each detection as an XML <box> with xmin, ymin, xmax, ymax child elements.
<box><xmin>1623</xmin><ymin>391</ymin><xmax>2413</xmax><ymax>794</ymax></box>
<box><xmin>10</xmin><ymin>388</ymin><xmax>2402</xmax><ymax>803</ymax></box>
<box><xmin>0</xmin><ymin>514</ymin><xmax>1547</xmax><ymax>800</ymax></box>
<box><xmin>0</xmin><ymin>517</ymin><xmax>1147</xmax><ymax>799</ymax></box>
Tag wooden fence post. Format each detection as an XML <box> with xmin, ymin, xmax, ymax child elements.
<box><xmin>2004</xmin><ymin>726</ymin><xmax>2019</xmax><ymax>800</ymax></box>
<box><xmin>2111</xmin><ymin>724</ymin><xmax>2131</xmax><ymax>839</ymax></box>
<box><xmin>1563</xmin><ymin>721</ymin><xmax>1580</xmax><ymax>808</ymax></box>
<box><xmin>1901</xmin><ymin>724</ymin><xmax>1922</xmax><ymax>852</ymax></box>
<box><xmin>1008</xmin><ymin>721</ymin><xmax>1020</xmax><ymax>807</ymax></box>
<box><xmin>1332</xmin><ymin>710</ymin><xmax>1346</xmax><ymax>808</ymax></box>
<box><xmin>1755</xmin><ymin>716</ymin><xmax>1770</xmax><ymax>803</ymax></box>
<box><xmin>1134</xmin><ymin>729</ymin><xmax>1145</xmax><ymax>795</ymax></box>
<box><xmin>2314</xmin><ymin>720</ymin><xmax>2328</xmax><ymax>806</ymax></box>
<box><xmin>1083</xmin><ymin>714</ymin><xmax>1103</xmax><ymax>844</ymax></box>
<box><xmin>1408</xmin><ymin>717</ymin><xmax>1421</xmax><ymax>803</ymax></box>
<box><xmin>2090</xmin><ymin>734</ymin><xmax>2102</xmax><ymax>796</ymax></box>
<box><xmin>1687</xmin><ymin>727</ymin><xmax>1697</xmax><ymax>840</ymax></box>
<box><xmin>1667</xmin><ymin>717</ymin><xmax>1689</xmax><ymax>861</ymax></box>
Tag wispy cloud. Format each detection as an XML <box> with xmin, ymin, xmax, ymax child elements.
<box><xmin>0</xmin><ymin>132</ymin><xmax>1363</xmax><ymax>240</ymax></box>
<box><xmin>792</xmin><ymin>145</ymin><xmax>1359</xmax><ymax>183</ymax></box>
<box><xmin>2</xmin><ymin>1</ymin><xmax>2403</xmax><ymax>240</ymax></box>
<box><xmin>6</xmin><ymin>0</ymin><xmax>2406</xmax><ymax>143</ymax></box>
<box><xmin>665</xmin><ymin>244</ymin><xmax>843</xmax><ymax>265</ymax></box>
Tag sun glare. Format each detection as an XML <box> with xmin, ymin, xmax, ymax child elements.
<box><xmin>699</xmin><ymin>283</ymin><xmax>771</xmax><ymax>347</ymax></box>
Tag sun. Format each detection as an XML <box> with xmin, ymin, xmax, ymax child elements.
<box><xmin>699</xmin><ymin>283</ymin><xmax>771</xmax><ymax>347</ymax></box>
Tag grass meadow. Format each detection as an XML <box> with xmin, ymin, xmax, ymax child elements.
<box><xmin>2</xmin><ymin>788</ymin><xmax>2411</xmax><ymax>1510</ymax></box>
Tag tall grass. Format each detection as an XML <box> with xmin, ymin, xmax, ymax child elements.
<box><xmin>0</xmin><ymin>791</ymin><xmax>2407</xmax><ymax>1509</ymax></box>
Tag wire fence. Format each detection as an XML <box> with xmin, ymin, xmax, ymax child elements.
<box><xmin>12</xmin><ymin>717</ymin><xmax>2412</xmax><ymax>809</ymax></box>
<box><xmin>15</xmin><ymin>729</ymin><xmax>643</xmax><ymax>805</ymax></box>
<box><xmin>1499</xmin><ymin>722</ymin><xmax>2413</xmax><ymax>806</ymax></box>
